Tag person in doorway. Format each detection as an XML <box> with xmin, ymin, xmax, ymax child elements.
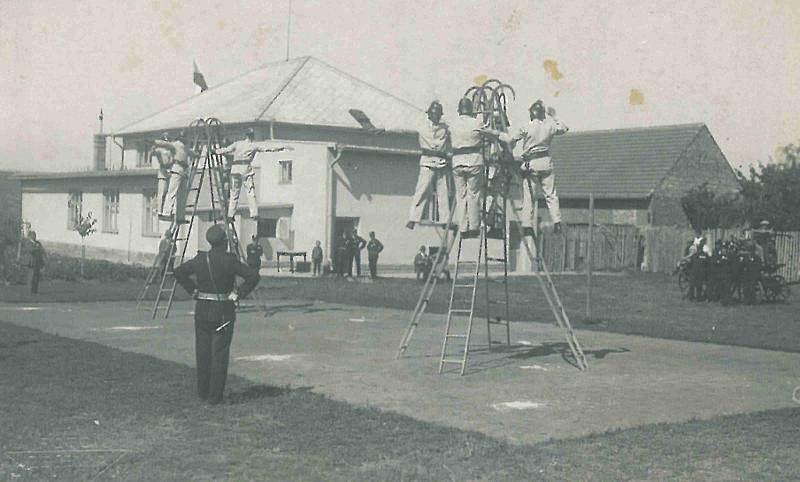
<box><xmin>351</xmin><ymin>229</ymin><xmax>367</xmax><ymax>277</ymax></box>
<box><xmin>366</xmin><ymin>231</ymin><xmax>384</xmax><ymax>280</ymax></box>
<box><xmin>311</xmin><ymin>240</ymin><xmax>323</xmax><ymax>277</ymax></box>
<box><xmin>246</xmin><ymin>235</ymin><xmax>264</xmax><ymax>272</ymax></box>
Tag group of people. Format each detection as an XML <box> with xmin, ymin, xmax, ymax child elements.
<box><xmin>678</xmin><ymin>221</ymin><xmax>782</xmax><ymax>305</ymax></box>
<box><xmin>408</xmin><ymin>97</ymin><xmax>568</xmax><ymax>237</ymax></box>
<box><xmin>152</xmin><ymin>127</ymin><xmax>293</xmax><ymax>225</ymax></box>
<box><xmin>332</xmin><ymin>230</ymin><xmax>384</xmax><ymax>280</ymax></box>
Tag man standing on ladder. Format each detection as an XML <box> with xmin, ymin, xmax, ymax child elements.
<box><xmin>155</xmin><ymin>131</ymin><xmax>191</xmax><ymax>223</ymax></box>
<box><xmin>213</xmin><ymin>127</ymin><xmax>293</xmax><ymax>221</ymax></box>
<box><xmin>482</xmin><ymin>100</ymin><xmax>568</xmax><ymax>234</ymax></box>
<box><xmin>152</xmin><ymin>133</ymin><xmax>174</xmax><ymax>214</ymax></box>
<box><xmin>173</xmin><ymin>225</ymin><xmax>260</xmax><ymax>405</ymax></box>
<box><xmin>449</xmin><ymin>97</ymin><xmax>486</xmax><ymax>237</ymax></box>
<box><xmin>407</xmin><ymin>101</ymin><xmax>452</xmax><ymax>229</ymax></box>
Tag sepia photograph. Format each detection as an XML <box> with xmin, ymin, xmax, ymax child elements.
<box><xmin>1</xmin><ymin>0</ymin><xmax>799</xmax><ymax>479</ymax></box>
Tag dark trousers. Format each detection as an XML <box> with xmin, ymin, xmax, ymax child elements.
<box><xmin>353</xmin><ymin>251</ymin><xmax>362</xmax><ymax>276</ymax></box>
<box><xmin>30</xmin><ymin>267</ymin><xmax>41</xmax><ymax>294</ymax></box>
<box><xmin>312</xmin><ymin>260</ymin><xmax>321</xmax><ymax>276</ymax></box>
<box><xmin>194</xmin><ymin>316</ymin><xmax>235</xmax><ymax>404</ymax></box>
<box><xmin>368</xmin><ymin>254</ymin><xmax>379</xmax><ymax>279</ymax></box>
<box><xmin>247</xmin><ymin>261</ymin><xmax>261</xmax><ymax>273</ymax></box>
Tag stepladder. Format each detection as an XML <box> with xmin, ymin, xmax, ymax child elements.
<box><xmin>147</xmin><ymin>117</ymin><xmax>266</xmax><ymax>319</ymax></box>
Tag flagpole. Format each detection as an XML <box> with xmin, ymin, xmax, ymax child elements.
<box><xmin>285</xmin><ymin>0</ymin><xmax>292</xmax><ymax>61</ymax></box>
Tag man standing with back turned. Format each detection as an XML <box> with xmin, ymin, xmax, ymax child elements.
<box><xmin>483</xmin><ymin>100</ymin><xmax>568</xmax><ymax>234</ymax></box>
<box><xmin>173</xmin><ymin>225</ymin><xmax>260</xmax><ymax>405</ymax></box>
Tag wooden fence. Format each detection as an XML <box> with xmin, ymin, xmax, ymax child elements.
<box><xmin>534</xmin><ymin>224</ymin><xmax>800</xmax><ymax>282</ymax></box>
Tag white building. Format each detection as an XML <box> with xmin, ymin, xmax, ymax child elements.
<box><xmin>19</xmin><ymin>57</ymin><xmax>444</xmax><ymax>270</ymax></box>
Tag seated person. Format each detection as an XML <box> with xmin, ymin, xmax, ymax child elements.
<box><xmin>414</xmin><ymin>245</ymin><xmax>431</xmax><ymax>281</ymax></box>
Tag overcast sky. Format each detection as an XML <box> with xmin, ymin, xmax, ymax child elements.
<box><xmin>1</xmin><ymin>0</ymin><xmax>798</xmax><ymax>173</ymax></box>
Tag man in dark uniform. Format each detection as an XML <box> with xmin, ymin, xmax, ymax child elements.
<box><xmin>366</xmin><ymin>231</ymin><xmax>384</xmax><ymax>280</ymax></box>
<box><xmin>173</xmin><ymin>225</ymin><xmax>260</xmax><ymax>405</ymax></box>
<box><xmin>27</xmin><ymin>231</ymin><xmax>46</xmax><ymax>294</ymax></box>
<box><xmin>245</xmin><ymin>235</ymin><xmax>263</xmax><ymax>272</ymax></box>
<box><xmin>351</xmin><ymin>229</ymin><xmax>367</xmax><ymax>277</ymax></box>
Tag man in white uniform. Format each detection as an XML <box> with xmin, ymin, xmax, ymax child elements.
<box><xmin>214</xmin><ymin>127</ymin><xmax>293</xmax><ymax>221</ymax></box>
<box><xmin>483</xmin><ymin>100</ymin><xmax>568</xmax><ymax>234</ymax></box>
<box><xmin>154</xmin><ymin>131</ymin><xmax>191</xmax><ymax>223</ymax></box>
<box><xmin>449</xmin><ymin>97</ymin><xmax>486</xmax><ymax>236</ymax></box>
<box><xmin>407</xmin><ymin>101</ymin><xmax>452</xmax><ymax>229</ymax></box>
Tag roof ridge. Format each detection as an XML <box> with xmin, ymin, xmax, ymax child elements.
<box><xmin>565</xmin><ymin>122</ymin><xmax>706</xmax><ymax>137</ymax></box>
<box><xmin>255</xmin><ymin>56</ymin><xmax>311</xmax><ymax>121</ymax></box>
<box><xmin>305</xmin><ymin>57</ymin><xmax>424</xmax><ymax>114</ymax></box>
<box><xmin>116</xmin><ymin>57</ymin><xmax>309</xmax><ymax>133</ymax></box>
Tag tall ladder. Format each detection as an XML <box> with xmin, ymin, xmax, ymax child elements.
<box><xmin>507</xmin><ymin>187</ymin><xmax>588</xmax><ymax>370</ymax></box>
<box><xmin>439</xmin><ymin>227</ymin><xmax>483</xmax><ymax>374</ymax></box>
<box><xmin>148</xmin><ymin>117</ymin><xmax>267</xmax><ymax>318</ymax></box>
<box><xmin>396</xmin><ymin>195</ymin><xmax>460</xmax><ymax>358</ymax></box>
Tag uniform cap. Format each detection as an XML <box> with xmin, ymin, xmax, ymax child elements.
<box><xmin>529</xmin><ymin>100</ymin><xmax>545</xmax><ymax>113</ymax></box>
<box><xmin>457</xmin><ymin>97</ymin><xmax>473</xmax><ymax>115</ymax></box>
<box><xmin>426</xmin><ymin>101</ymin><xmax>443</xmax><ymax>115</ymax></box>
<box><xmin>205</xmin><ymin>224</ymin><xmax>227</xmax><ymax>246</ymax></box>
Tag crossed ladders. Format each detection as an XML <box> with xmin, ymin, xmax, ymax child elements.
<box><xmin>136</xmin><ymin>118</ymin><xmax>265</xmax><ymax>318</ymax></box>
<box><xmin>397</xmin><ymin>78</ymin><xmax>586</xmax><ymax>374</ymax></box>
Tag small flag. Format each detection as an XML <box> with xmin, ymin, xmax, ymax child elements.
<box><xmin>193</xmin><ymin>61</ymin><xmax>208</xmax><ymax>93</ymax></box>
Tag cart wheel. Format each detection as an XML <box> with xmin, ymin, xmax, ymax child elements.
<box><xmin>776</xmin><ymin>275</ymin><xmax>790</xmax><ymax>302</ymax></box>
<box><xmin>678</xmin><ymin>270</ymin><xmax>690</xmax><ymax>296</ymax></box>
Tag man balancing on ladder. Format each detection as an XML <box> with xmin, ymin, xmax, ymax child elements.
<box><xmin>407</xmin><ymin>100</ymin><xmax>452</xmax><ymax>229</ymax></box>
<box><xmin>213</xmin><ymin>127</ymin><xmax>293</xmax><ymax>221</ymax></box>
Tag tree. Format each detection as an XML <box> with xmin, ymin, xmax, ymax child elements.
<box><xmin>75</xmin><ymin>212</ymin><xmax>97</xmax><ymax>277</ymax></box>
<box><xmin>737</xmin><ymin>147</ymin><xmax>800</xmax><ymax>231</ymax></box>
<box><xmin>680</xmin><ymin>183</ymin><xmax>744</xmax><ymax>231</ymax></box>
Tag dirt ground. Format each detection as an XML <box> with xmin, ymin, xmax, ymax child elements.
<box><xmin>3</xmin><ymin>300</ymin><xmax>800</xmax><ymax>445</ymax></box>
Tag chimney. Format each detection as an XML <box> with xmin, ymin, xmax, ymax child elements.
<box><xmin>93</xmin><ymin>134</ymin><xmax>107</xmax><ymax>171</ymax></box>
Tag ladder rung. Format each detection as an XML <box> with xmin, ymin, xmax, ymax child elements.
<box><xmin>449</xmin><ymin>309</ymin><xmax>472</xmax><ymax>314</ymax></box>
<box><xmin>488</xmin><ymin>319</ymin><xmax>508</xmax><ymax>324</ymax></box>
<box><xmin>486</xmin><ymin>257</ymin><xmax>507</xmax><ymax>262</ymax></box>
<box><xmin>441</xmin><ymin>358</ymin><xmax>464</xmax><ymax>364</ymax></box>
<box><xmin>445</xmin><ymin>334</ymin><xmax>468</xmax><ymax>338</ymax></box>
<box><xmin>454</xmin><ymin>284</ymin><xmax>475</xmax><ymax>288</ymax></box>
<box><xmin>457</xmin><ymin>261</ymin><xmax>477</xmax><ymax>266</ymax></box>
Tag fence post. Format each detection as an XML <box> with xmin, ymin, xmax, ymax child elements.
<box><xmin>586</xmin><ymin>192</ymin><xmax>594</xmax><ymax>319</ymax></box>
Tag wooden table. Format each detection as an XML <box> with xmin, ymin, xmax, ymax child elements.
<box><xmin>276</xmin><ymin>251</ymin><xmax>308</xmax><ymax>273</ymax></box>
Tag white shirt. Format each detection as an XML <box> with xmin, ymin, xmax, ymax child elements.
<box><xmin>418</xmin><ymin>121</ymin><xmax>450</xmax><ymax>168</ymax></box>
<box><xmin>449</xmin><ymin>115</ymin><xmax>484</xmax><ymax>167</ymax></box>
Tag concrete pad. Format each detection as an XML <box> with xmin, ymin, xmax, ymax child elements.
<box><xmin>2</xmin><ymin>300</ymin><xmax>800</xmax><ymax>445</ymax></box>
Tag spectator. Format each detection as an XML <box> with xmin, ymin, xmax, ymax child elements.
<box><xmin>311</xmin><ymin>240</ymin><xmax>323</xmax><ymax>277</ymax></box>
<box><xmin>245</xmin><ymin>235</ymin><xmax>263</xmax><ymax>272</ymax></box>
<box><xmin>414</xmin><ymin>245</ymin><xmax>431</xmax><ymax>281</ymax></box>
<box><xmin>366</xmin><ymin>231</ymin><xmax>384</xmax><ymax>280</ymax></box>
<box><xmin>26</xmin><ymin>230</ymin><xmax>46</xmax><ymax>294</ymax></box>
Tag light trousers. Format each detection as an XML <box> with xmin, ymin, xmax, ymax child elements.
<box><xmin>452</xmin><ymin>165</ymin><xmax>484</xmax><ymax>232</ymax></box>
<box><xmin>521</xmin><ymin>169</ymin><xmax>561</xmax><ymax>227</ymax></box>
<box><xmin>409</xmin><ymin>166</ymin><xmax>452</xmax><ymax>223</ymax></box>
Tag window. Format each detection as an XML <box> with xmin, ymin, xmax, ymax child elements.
<box><xmin>142</xmin><ymin>190</ymin><xmax>160</xmax><ymax>237</ymax></box>
<box><xmin>279</xmin><ymin>160</ymin><xmax>293</xmax><ymax>184</ymax></box>
<box><xmin>136</xmin><ymin>142</ymin><xmax>153</xmax><ymax>168</ymax></box>
<box><xmin>67</xmin><ymin>191</ymin><xmax>82</xmax><ymax>230</ymax></box>
<box><xmin>103</xmin><ymin>189</ymin><xmax>120</xmax><ymax>233</ymax></box>
<box><xmin>257</xmin><ymin>218</ymin><xmax>277</xmax><ymax>238</ymax></box>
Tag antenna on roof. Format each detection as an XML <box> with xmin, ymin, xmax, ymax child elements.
<box><xmin>99</xmin><ymin>108</ymin><xmax>104</xmax><ymax>134</ymax></box>
<box><xmin>285</xmin><ymin>0</ymin><xmax>292</xmax><ymax>61</ymax></box>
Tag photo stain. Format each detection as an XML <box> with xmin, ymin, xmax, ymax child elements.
<box><xmin>474</xmin><ymin>74</ymin><xmax>488</xmax><ymax>86</ymax></box>
<box><xmin>543</xmin><ymin>60</ymin><xmax>564</xmax><ymax>81</ymax></box>
<box><xmin>554</xmin><ymin>91</ymin><xmax>560</xmax><ymax>97</ymax></box>
<box><xmin>629</xmin><ymin>89</ymin><xmax>645</xmax><ymax>105</ymax></box>
<box><xmin>217</xmin><ymin>19</ymin><xmax>226</xmax><ymax>30</ymax></box>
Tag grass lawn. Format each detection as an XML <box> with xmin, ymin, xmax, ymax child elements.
<box><xmin>259</xmin><ymin>272</ymin><xmax>800</xmax><ymax>353</ymax></box>
<box><xmin>2</xmin><ymin>271</ymin><xmax>798</xmax><ymax>353</ymax></box>
<box><xmin>2</xmin><ymin>320</ymin><xmax>799</xmax><ymax>481</ymax></box>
